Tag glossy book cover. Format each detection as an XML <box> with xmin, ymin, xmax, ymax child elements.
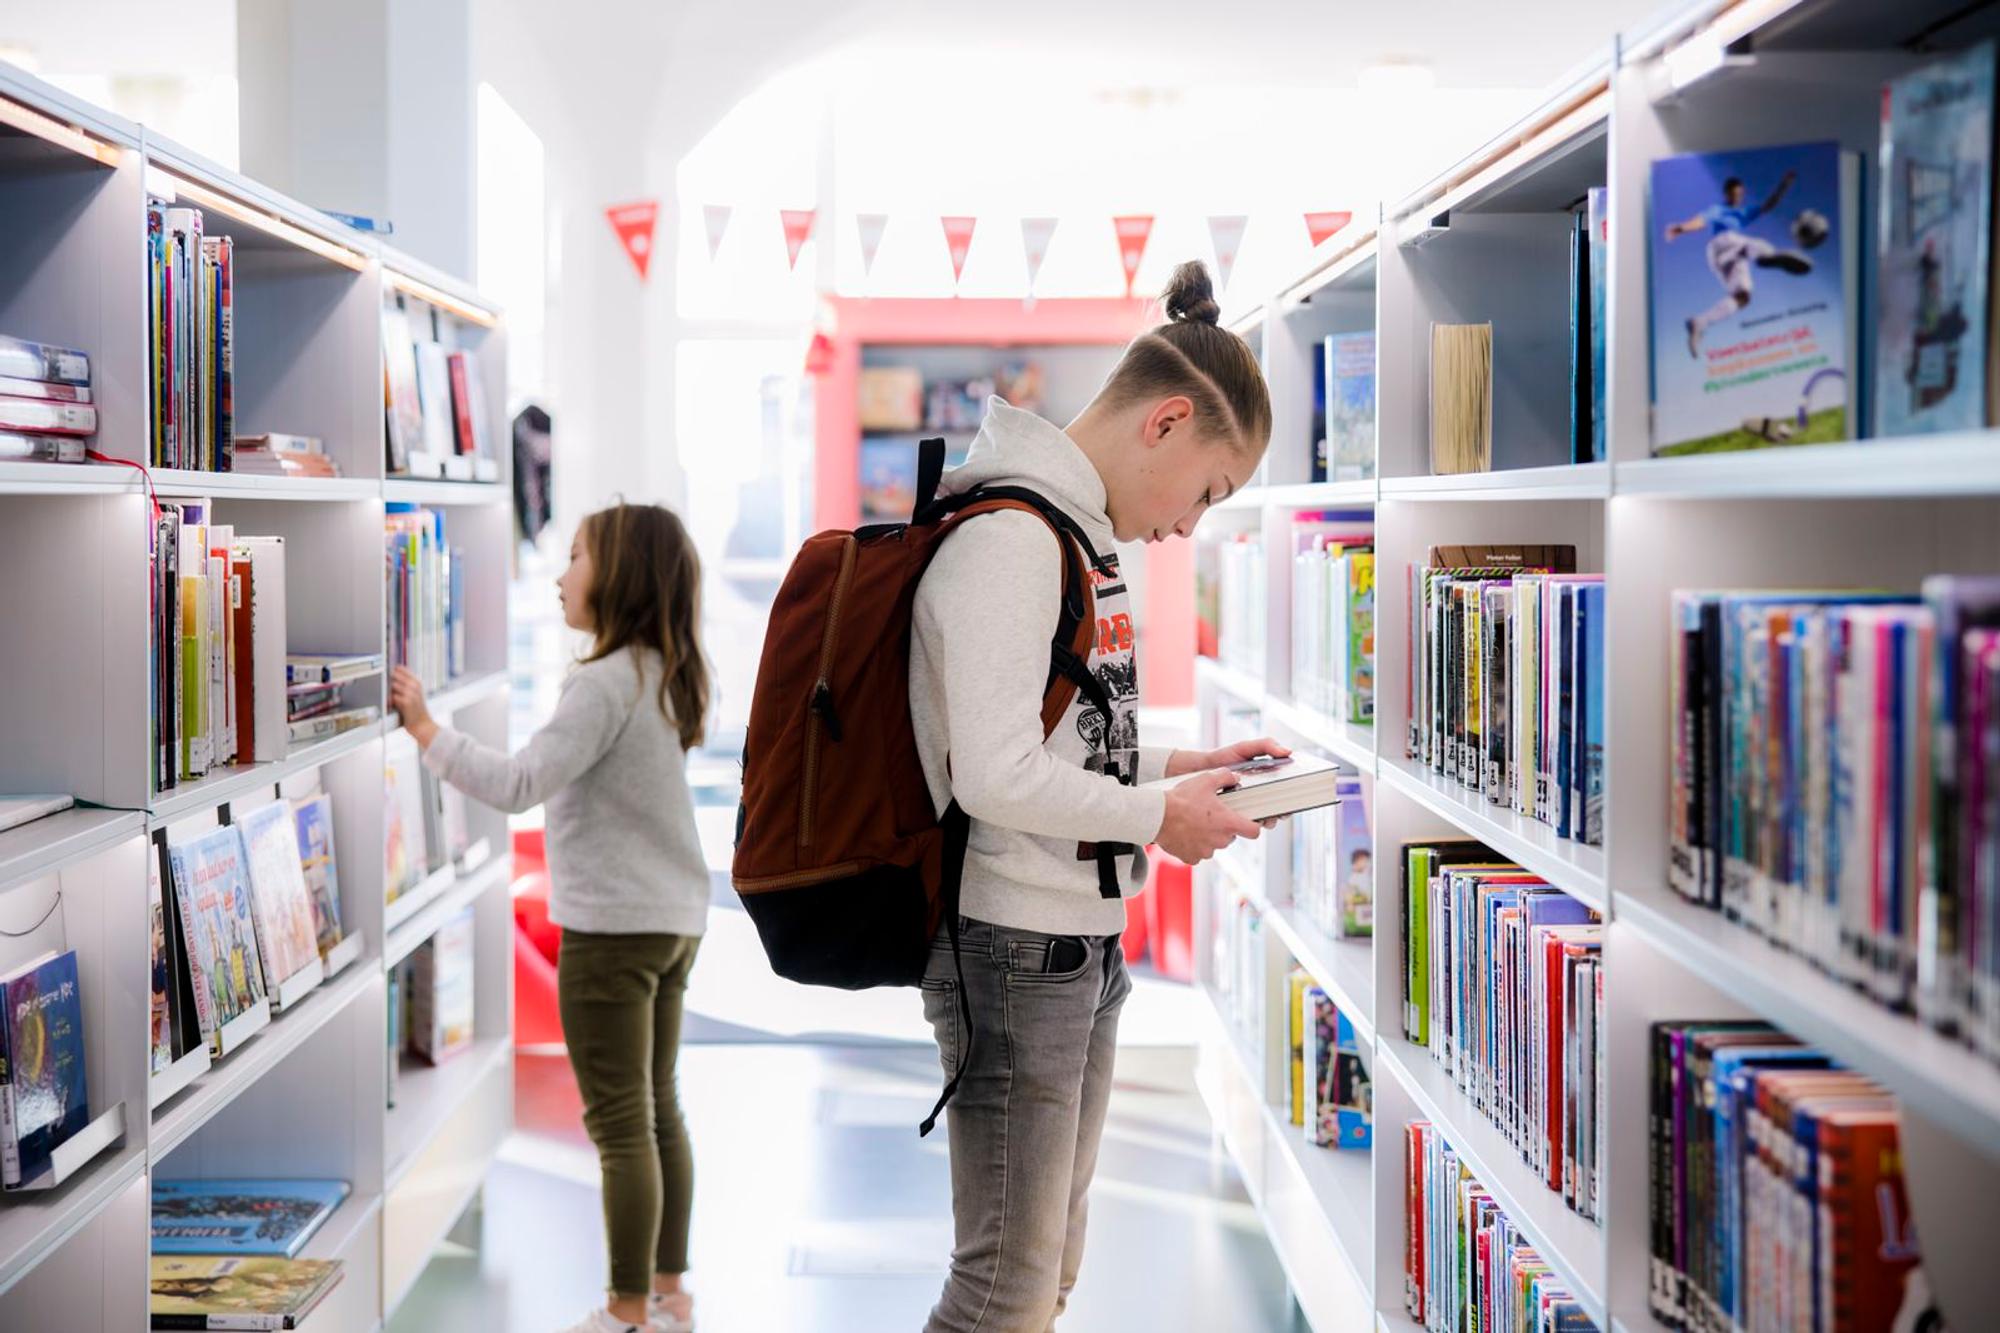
<box><xmin>2</xmin><ymin>950</ymin><xmax>89</xmax><ymax>1187</ymax></box>
<box><xmin>153</xmin><ymin>1179</ymin><xmax>352</xmax><ymax>1257</ymax></box>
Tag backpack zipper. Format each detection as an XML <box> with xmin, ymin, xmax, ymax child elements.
<box><xmin>801</xmin><ymin>535</ymin><xmax>858</xmax><ymax>848</ymax></box>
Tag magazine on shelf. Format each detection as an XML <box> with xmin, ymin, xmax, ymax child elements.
<box><xmin>152</xmin><ymin>1179</ymin><xmax>352</xmax><ymax>1258</ymax></box>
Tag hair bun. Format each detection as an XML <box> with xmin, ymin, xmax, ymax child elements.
<box><xmin>1162</xmin><ymin>260</ymin><xmax>1222</xmax><ymax>325</ymax></box>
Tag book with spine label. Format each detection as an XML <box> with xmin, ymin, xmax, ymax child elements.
<box><xmin>149</xmin><ymin>1255</ymin><xmax>343</xmax><ymax>1330</ymax></box>
<box><xmin>0</xmin><ymin>334</ymin><xmax>90</xmax><ymax>385</ymax></box>
<box><xmin>284</xmin><ymin>653</ymin><xmax>384</xmax><ymax>686</ymax></box>
<box><xmin>0</xmin><ymin>950</ymin><xmax>89</xmax><ymax>1189</ymax></box>
<box><xmin>0</xmin><ymin>396</ymin><xmax>95</xmax><ymax>435</ymax></box>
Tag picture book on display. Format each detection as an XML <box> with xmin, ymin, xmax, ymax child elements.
<box><xmin>1292</xmin><ymin>774</ymin><xmax>1372</xmax><ymax>939</ymax></box>
<box><xmin>235</xmin><ymin>799</ymin><xmax>322</xmax><ymax>994</ymax></box>
<box><xmin>384</xmin><ymin>729</ymin><xmax>428</xmax><ymax>905</ymax></box>
<box><xmin>292</xmin><ymin>795</ymin><xmax>345</xmax><ymax>959</ymax></box>
<box><xmin>1875</xmin><ymin>42</ymin><xmax>1997</xmax><ymax>438</ymax></box>
<box><xmin>1323</xmin><ymin>332</ymin><xmax>1377</xmax><ymax>480</ymax></box>
<box><xmin>151</xmin><ymin>859</ymin><xmax>174</xmax><ymax>1074</ymax></box>
<box><xmin>408</xmin><ymin>908</ymin><xmax>475</xmax><ymax>1065</ymax></box>
<box><xmin>1649</xmin><ymin>140</ymin><xmax>1859</xmax><ymax>455</ymax></box>
<box><xmin>153</xmin><ymin>835</ymin><xmax>209</xmax><ymax>1067</ymax></box>
<box><xmin>168</xmin><ymin>824</ymin><xmax>269</xmax><ymax>1054</ymax></box>
<box><xmin>150</xmin><ymin>1255</ymin><xmax>343</xmax><ymax>1330</ymax></box>
<box><xmin>153</xmin><ymin>1179</ymin><xmax>352</xmax><ymax>1257</ymax></box>
<box><xmin>0</xmin><ymin>950</ymin><xmax>89</xmax><ymax>1189</ymax></box>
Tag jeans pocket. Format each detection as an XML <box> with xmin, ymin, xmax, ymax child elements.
<box><xmin>1004</xmin><ymin>933</ymin><xmax>1095</xmax><ymax>985</ymax></box>
<box><xmin>921</xmin><ymin>977</ymin><xmax>959</xmax><ymax>1071</ymax></box>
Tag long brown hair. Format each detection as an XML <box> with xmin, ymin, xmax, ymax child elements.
<box><xmin>1100</xmin><ymin>259</ymin><xmax>1271</xmax><ymax>451</ymax></box>
<box><xmin>579</xmin><ymin>503</ymin><xmax>709</xmax><ymax>750</ymax></box>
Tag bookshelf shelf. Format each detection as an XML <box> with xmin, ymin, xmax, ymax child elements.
<box><xmin>383</xmin><ymin>478</ymin><xmax>510</xmax><ymax>506</ymax></box>
<box><xmin>1262</xmin><ymin>900</ymin><xmax>1376</xmax><ymax>1044</ymax></box>
<box><xmin>0</xmin><ymin>462</ymin><xmax>145</xmax><ymax>497</ymax></box>
<box><xmin>1197</xmin><ymin>989</ymin><xmax>1374</xmax><ymax>1329</ymax></box>
<box><xmin>151</xmin><ymin>471</ymin><xmax>383</xmax><ymax>503</ymax></box>
<box><xmin>1379</xmin><ymin>462</ymin><xmax>1610</xmax><ymax>502</ymax></box>
<box><xmin>1612</xmin><ymin>432</ymin><xmax>2000</xmax><ymax>499</ymax></box>
<box><xmin>1377</xmin><ymin>1038</ymin><xmax>1607</xmax><ymax>1326</ymax></box>
<box><xmin>1260</xmin><ymin>695</ymin><xmax>1376</xmax><ymax>774</ymax></box>
<box><xmin>384</xmin><ymin>857</ymin><xmax>509</xmax><ymax>970</ymax></box>
<box><xmin>1279</xmin><ymin>229</ymin><xmax>1381</xmax><ymax>309</ymax></box>
<box><xmin>0</xmin><ymin>1141</ymin><xmax>145</xmax><ymax>1298</ymax></box>
<box><xmin>386</xmin><ymin>1035</ymin><xmax>514</xmax><ymax>1189</ymax></box>
<box><xmin>1262</xmin><ymin>480</ymin><xmax>1379</xmax><ymax>509</ymax></box>
<box><xmin>1616</xmin><ymin>888</ymin><xmax>2000</xmax><ymax>1158</ymax></box>
<box><xmin>1377</xmin><ymin>756</ymin><xmax>1607</xmax><ymax>911</ymax></box>
<box><xmin>148</xmin><ymin>961</ymin><xmax>380</xmax><ymax>1163</ymax></box>
<box><xmin>146</xmin><ymin>723</ymin><xmax>383</xmax><ymax>829</ymax></box>
<box><xmin>0</xmin><ymin>808</ymin><xmax>141</xmax><ymax>894</ymax></box>
<box><xmin>298</xmin><ymin>1190</ymin><xmax>383</xmax><ymax>1265</ymax></box>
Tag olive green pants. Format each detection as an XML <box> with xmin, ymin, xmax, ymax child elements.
<box><xmin>557</xmin><ymin>929</ymin><xmax>701</xmax><ymax>1296</ymax></box>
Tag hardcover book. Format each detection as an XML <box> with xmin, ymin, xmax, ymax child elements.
<box><xmin>0</xmin><ymin>950</ymin><xmax>89</xmax><ymax>1188</ymax></box>
<box><xmin>152</xmin><ymin>1179</ymin><xmax>352</xmax><ymax>1257</ymax></box>
<box><xmin>292</xmin><ymin>795</ymin><xmax>345</xmax><ymax>958</ymax></box>
<box><xmin>234</xmin><ymin>799</ymin><xmax>321</xmax><ymax>990</ymax></box>
<box><xmin>168</xmin><ymin>824</ymin><xmax>269</xmax><ymax>1052</ymax></box>
<box><xmin>150</xmin><ymin>1255</ymin><xmax>343</xmax><ymax>1330</ymax></box>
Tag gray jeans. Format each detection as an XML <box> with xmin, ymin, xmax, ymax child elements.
<box><xmin>921</xmin><ymin>916</ymin><xmax>1131</xmax><ymax>1333</ymax></box>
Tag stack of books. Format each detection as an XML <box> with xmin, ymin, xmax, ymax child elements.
<box><xmin>233</xmin><ymin>433</ymin><xmax>340</xmax><ymax>479</ymax></box>
<box><xmin>0</xmin><ymin>334</ymin><xmax>95</xmax><ymax>464</ymax></box>
<box><xmin>284</xmin><ymin>653</ymin><xmax>383</xmax><ymax>747</ymax></box>
<box><xmin>1400</xmin><ymin>840</ymin><xmax>1605</xmax><ymax>1221</ymax></box>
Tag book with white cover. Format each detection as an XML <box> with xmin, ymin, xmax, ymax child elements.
<box><xmin>1139</xmin><ymin>751</ymin><xmax>1345</xmax><ymax>822</ymax></box>
<box><xmin>0</xmin><ymin>796</ymin><xmax>73</xmax><ymax>834</ymax></box>
<box><xmin>233</xmin><ymin>799</ymin><xmax>321</xmax><ymax>990</ymax></box>
<box><xmin>234</xmin><ymin>537</ymin><xmax>287</xmax><ymax>762</ymax></box>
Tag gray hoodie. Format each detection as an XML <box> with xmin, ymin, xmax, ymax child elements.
<box><xmin>909</xmin><ymin>398</ymin><xmax>1171</xmax><ymax>937</ymax></box>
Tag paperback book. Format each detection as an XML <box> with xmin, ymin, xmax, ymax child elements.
<box><xmin>0</xmin><ymin>950</ymin><xmax>89</xmax><ymax>1189</ymax></box>
<box><xmin>150</xmin><ymin>1255</ymin><xmax>343</xmax><ymax>1330</ymax></box>
<box><xmin>153</xmin><ymin>1179</ymin><xmax>352</xmax><ymax>1257</ymax></box>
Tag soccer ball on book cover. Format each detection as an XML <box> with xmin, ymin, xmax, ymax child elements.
<box><xmin>1791</xmin><ymin>208</ymin><xmax>1830</xmax><ymax>248</ymax></box>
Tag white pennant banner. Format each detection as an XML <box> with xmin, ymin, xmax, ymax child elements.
<box><xmin>703</xmin><ymin>204</ymin><xmax>733</xmax><ymax>261</ymax></box>
<box><xmin>1207</xmin><ymin>214</ymin><xmax>1248</xmax><ymax>292</ymax></box>
<box><xmin>1020</xmin><ymin>217</ymin><xmax>1059</xmax><ymax>297</ymax></box>
<box><xmin>857</xmin><ymin>213</ymin><xmax>889</xmax><ymax>277</ymax></box>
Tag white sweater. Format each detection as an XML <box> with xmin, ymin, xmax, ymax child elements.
<box><xmin>424</xmin><ymin>646</ymin><xmax>710</xmax><ymax>937</ymax></box>
<box><xmin>910</xmin><ymin>399</ymin><xmax>1171</xmax><ymax>937</ymax></box>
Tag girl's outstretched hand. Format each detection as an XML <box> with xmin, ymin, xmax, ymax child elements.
<box><xmin>389</xmin><ymin>666</ymin><xmax>439</xmax><ymax>748</ymax></box>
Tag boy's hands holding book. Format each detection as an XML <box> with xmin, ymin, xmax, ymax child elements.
<box><xmin>1157</xmin><ymin>769</ymin><xmax>1264</xmax><ymax>865</ymax></box>
<box><xmin>1166</xmin><ymin>736</ymin><xmax>1291</xmax><ymax>778</ymax></box>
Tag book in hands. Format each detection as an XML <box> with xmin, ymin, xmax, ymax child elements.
<box><xmin>1140</xmin><ymin>751</ymin><xmax>1345</xmax><ymax>822</ymax></box>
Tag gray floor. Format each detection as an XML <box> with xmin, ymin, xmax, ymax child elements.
<box><xmin>387</xmin><ymin>1042</ymin><xmax>1304</xmax><ymax>1332</ymax></box>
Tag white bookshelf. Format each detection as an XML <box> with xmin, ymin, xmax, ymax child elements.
<box><xmin>0</xmin><ymin>62</ymin><xmax>516</xmax><ymax>1331</ymax></box>
<box><xmin>1191</xmin><ymin>2</ymin><xmax>2000</xmax><ymax>1331</ymax></box>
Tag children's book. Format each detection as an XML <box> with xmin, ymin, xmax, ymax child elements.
<box><xmin>291</xmin><ymin>794</ymin><xmax>345</xmax><ymax>958</ymax></box>
<box><xmin>151</xmin><ymin>859</ymin><xmax>174</xmax><ymax>1074</ymax></box>
<box><xmin>168</xmin><ymin>824</ymin><xmax>269</xmax><ymax>1053</ymax></box>
<box><xmin>234</xmin><ymin>799</ymin><xmax>320</xmax><ymax>990</ymax></box>
<box><xmin>0</xmin><ymin>950</ymin><xmax>89</xmax><ymax>1188</ymax></box>
<box><xmin>150</xmin><ymin>1255</ymin><xmax>343</xmax><ymax>1330</ymax></box>
<box><xmin>1324</xmin><ymin>331</ymin><xmax>1378</xmax><ymax>481</ymax></box>
<box><xmin>1333</xmin><ymin>775</ymin><xmax>1374</xmax><ymax>938</ymax></box>
<box><xmin>383</xmin><ymin>729</ymin><xmax>426</xmax><ymax>904</ymax></box>
<box><xmin>1875</xmin><ymin>41</ymin><xmax>1996</xmax><ymax>438</ymax></box>
<box><xmin>1650</xmin><ymin>140</ymin><xmax>1857</xmax><ymax>454</ymax></box>
<box><xmin>152</xmin><ymin>1179</ymin><xmax>352</xmax><ymax>1257</ymax></box>
<box><xmin>408</xmin><ymin>909</ymin><xmax>475</xmax><ymax>1064</ymax></box>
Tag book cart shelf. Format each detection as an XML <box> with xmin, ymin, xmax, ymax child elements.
<box><xmin>1195</xmin><ymin>2</ymin><xmax>2000</xmax><ymax>1330</ymax></box>
<box><xmin>0</xmin><ymin>63</ymin><xmax>516</xmax><ymax>1333</ymax></box>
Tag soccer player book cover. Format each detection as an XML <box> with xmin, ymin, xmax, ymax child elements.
<box><xmin>1649</xmin><ymin>140</ymin><xmax>1852</xmax><ymax>455</ymax></box>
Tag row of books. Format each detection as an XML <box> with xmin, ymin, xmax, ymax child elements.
<box><xmin>1290</xmin><ymin>772</ymin><xmax>1373</xmax><ymax>940</ymax></box>
<box><xmin>386</xmin><ymin>505</ymin><xmax>466</xmax><ymax>692</ymax></box>
<box><xmin>1405</xmin><ymin>1120</ymin><xmax>1596</xmax><ymax>1332</ymax></box>
<box><xmin>1206</xmin><ymin>533</ymin><xmax>1267</xmax><ymax>679</ymax></box>
<box><xmin>1667</xmin><ymin>577</ymin><xmax>2000</xmax><ymax>1063</ymax></box>
<box><xmin>1286</xmin><ymin>969</ymin><xmax>1372</xmax><ymax>1148</ymax></box>
<box><xmin>383</xmin><ymin>730</ymin><xmax>474</xmax><ymax>906</ymax></box>
<box><xmin>1288</xmin><ymin>510</ymin><xmax>1374</xmax><ymax>724</ymax></box>
<box><xmin>1311</xmin><ymin>331</ymin><xmax>1377</xmax><ymax>483</ymax></box>
<box><xmin>382</xmin><ymin>298</ymin><xmax>497</xmax><ymax>479</ymax></box>
<box><xmin>1400</xmin><ymin>840</ymin><xmax>1605</xmax><ymax>1222</ymax></box>
<box><xmin>1646</xmin><ymin>1022</ymin><xmax>1938</xmax><ymax>1333</ymax></box>
<box><xmin>151</xmin><ymin>791</ymin><xmax>350</xmax><ymax>1072</ymax></box>
<box><xmin>150</xmin><ymin>505</ymin><xmax>286</xmax><ymax>791</ymax></box>
<box><xmin>0</xmin><ymin>950</ymin><xmax>88</xmax><ymax>1190</ymax></box>
<box><xmin>0</xmin><ymin>333</ymin><xmax>97</xmax><ymax>464</ymax></box>
<box><xmin>147</xmin><ymin>203</ymin><xmax>235</xmax><ymax>472</ymax></box>
<box><xmin>1216</xmin><ymin>892</ymin><xmax>1267</xmax><ymax>1056</ymax></box>
<box><xmin>855</xmin><ymin>362</ymin><xmax>1046</xmax><ymax>434</ymax></box>
<box><xmin>1404</xmin><ymin>545</ymin><xmax>1605</xmax><ymax>847</ymax></box>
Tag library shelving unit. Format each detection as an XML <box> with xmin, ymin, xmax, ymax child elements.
<box><xmin>1191</xmin><ymin>2</ymin><xmax>2000</xmax><ymax>1331</ymax></box>
<box><xmin>0</xmin><ymin>63</ymin><xmax>516</xmax><ymax>1333</ymax></box>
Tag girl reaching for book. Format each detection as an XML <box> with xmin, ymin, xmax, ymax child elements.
<box><xmin>389</xmin><ymin>503</ymin><xmax>711</xmax><ymax>1333</ymax></box>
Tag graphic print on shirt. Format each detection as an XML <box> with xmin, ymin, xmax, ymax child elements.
<box><xmin>1076</xmin><ymin>553</ymin><xmax>1139</xmax><ymax>786</ymax></box>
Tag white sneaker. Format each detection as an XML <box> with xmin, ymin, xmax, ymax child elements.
<box><xmin>648</xmin><ymin>1292</ymin><xmax>695</xmax><ymax>1333</ymax></box>
<box><xmin>559</xmin><ymin>1310</ymin><xmax>642</xmax><ymax>1333</ymax></box>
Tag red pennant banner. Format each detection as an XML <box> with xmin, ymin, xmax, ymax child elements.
<box><xmin>1304</xmin><ymin>210</ymin><xmax>1354</xmax><ymax>248</ymax></box>
<box><xmin>781</xmin><ymin>208</ymin><xmax>818</xmax><ymax>270</ymax></box>
<box><xmin>605</xmin><ymin>200</ymin><xmax>660</xmax><ymax>281</ymax></box>
<box><xmin>1112</xmin><ymin>214</ymin><xmax>1154</xmax><ymax>298</ymax></box>
<box><xmin>941</xmin><ymin>216</ymin><xmax>977</xmax><ymax>286</ymax></box>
